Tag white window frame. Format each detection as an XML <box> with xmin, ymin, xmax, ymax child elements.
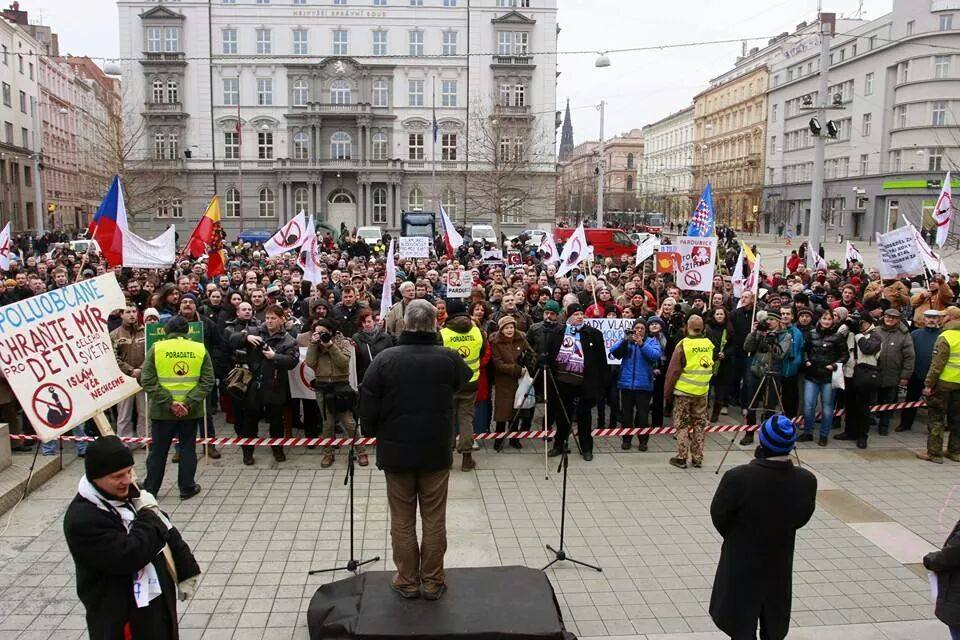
<box><xmin>294</xmin><ymin>187</ymin><xmax>309</xmax><ymax>213</ymax></box>
<box><xmin>293</xmin><ymin>79</ymin><xmax>309</xmax><ymax>106</ymax></box>
<box><xmin>408</xmin><ymin>186</ymin><xmax>424</xmax><ymax>210</ymax></box>
<box><xmin>408</xmin><ymin>79</ymin><xmax>424</xmax><ymax>106</ymax></box>
<box><xmin>372</xmin><ymin>188</ymin><xmax>387</xmax><ymax>223</ymax></box>
<box><xmin>259</xmin><ymin>188</ymin><xmax>276</xmax><ymax>217</ymax></box>
<box><xmin>163</xmin><ymin>27</ymin><xmax>179</xmax><ymax>52</ymax></box>
<box><xmin>224</xmin><ymin>131</ymin><xmax>239</xmax><ymax>159</ymax></box>
<box><xmin>442</xmin><ymin>31</ymin><xmax>458</xmax><ymax>56</ymax></box>
<box><xmin>333</xmin><ymin>30</ymin><xmax>349</xmax><ymax>55</ymax></box>
<box><xmin>257</xmin><ymin>78</ymin><xmax>273</xmax><ymax>105</ymax></box>
<box><xmin>864</xmin><ymin>72</ymin><xmax>874</xmax><ymax>95</ymax></box>
<box><xmin>223</xmin><ymin>78</ymin><xmax>239</xmax><ymax>106</ymax></box>
<box><xmin>330</xmin><ymin>79</ymin><xmax>351</xmax><ymax>104</ymax></box>
<box><xmin>862</xmin><ymin>112</ymin><xmax>872</xmax><ymax>137</ymax></box>
<box><xmin>441</xmin><ymin>79</ymin><xmax>457</xmax><ymax>107</ymax></box>
<box><xmin>293</xmin><ymin>131</ymin><xmax>309</xmax><ymax>159</ymax></box>
<box><xmin>372</xmin><ymin>131</ymin><xmax>388</xmax><ymax>160</ymax></box>
<box><xmin>373</xmin><ymin>30</ymin><xmax>387</xmax><ymax>56</ymax></box>
<box><xmin>372</xmin><ymin>79</ymin><xmax>389</xmax><ymax>107</ymax></box>
<box><xmin>146</xmin><ymin>27</ymin><xmax>162</xmax><ymax>53</ymax></box>
<box><xmin>935</xmin><ymin>55</ymin><xmax>951</xmax><ymax>79</ymax></box>
<box><xmin>331</xmin><ymin>131</ymin><xmax>352</xmax><ymax>159</ymax></box>
<box><xmin>258</xmin><ymin>131</ymin><xmax>274</xmax><ymax>159</ymax></box>
<box><xmin>408</xmin><ymin>133</ymin><xmax>424</xmax><ymax>160</ymax></box>
<box><xmin>932</xmin><ymin>101</ymin><xmax>947</xmax><ymax>126</ymax></box>
<box><xmin>409</xmin><ymin>30</ymin><xmax>424</xmax><ymax>57</ymax></box>
<box><xmin>441</xmin><ymin>133</ymin><xmax>457</xmax><ymax>161</ymax></box>
<box><xmin>293</xmin><ymin>29</ymin><xmax>308</xmax><ymax>55</ymax></box>
<box><xmin>256</xmin><ymin>28</ymin><xmax>272</xmax><ymax>54</ymax></box>
<box><xmin>225</xmin><ymin>188</ymin><xmax>240</xmax><ymax>217</ymax></box>
<box><xmin>222</xmin><ymin>28</ymin><xmax>238</xmax><ymax>54</ymax></box>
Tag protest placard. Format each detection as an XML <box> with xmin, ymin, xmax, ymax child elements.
<box><xmin>675</xmin><ymin>236</ymin><xmax>717</xmax><ymax>292</ymax></box>
<box><xmin>656</xmin><ymin>244</ymin><xmax>679</xmax><ymax>273</ymax></box>
<box><xmin>0</xmin><ymin>273</ymin><xmax>140</xmax><ymax>441</ymax></box>
<box><xmin>481</xmin><ymin>249</ymin><xmax>503</xmax><ymax>264</ymax></box>
<box><xmin>584</xmin><ymin>318</ymin><xmax>635</xmax><ymax>364</ymax></box>
<box><xmin>398</xmin><ymin>236</ymin><xmax>430</xmax><ymax>259</ymax></box>
<box><xmin>446</xmin><ymin>270</ymin><xmax>472</xmax><ymax>298</ymax></box>
<box><xmin>877</xmin><ymin>226</ymin><xmax>924</xmax><ymax>279</ymax></box>
<box><xmin>289</xmin><ymin>347</ymin><xmax>315</xmax><ymax>400</ymax></box>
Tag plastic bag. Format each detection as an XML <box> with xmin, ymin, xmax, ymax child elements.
<box><xmin>831</xmin><ymin>364</ymin><xmax>845</xmax><ymax>390</ymax></box>
<box><xmin>514</xmin><ymin>369</ymin><xmax>536</xmax><ymax>409</ymax></box>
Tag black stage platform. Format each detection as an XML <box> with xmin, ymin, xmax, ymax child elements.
<box><xmin>307</xmin><ymin>566</ymin><xmax>576</xmax><ymax>640</ymax></box>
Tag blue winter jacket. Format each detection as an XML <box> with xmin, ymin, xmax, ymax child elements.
<box><xmin>610</xmin><ymin>336</ymin><xmax>662</xmax><ymax>392</ymax></box>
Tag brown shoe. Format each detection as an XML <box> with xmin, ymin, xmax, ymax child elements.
<box><xmin>669</xmin><ymin>457</ymin><xmax>687</xmax><ymax>469</ymax></box>
<box><xmin>357</xmin><ymin>453</ymin><xmax>369</xmax><ymax>467</ymax></box>
<box><xmin>321</xmin><ymin>454</ymin><xmax>335</xmax><ymax>468</ymax></box>
<box><xmin>206</xmin><ymin>445</ymin><xmax>221</xmax><ymax>460</ymax></box>
<box><xmin>691</xmin><ymin>459</ymin><xmax>702</xmax><ymax>468</ymax></box>
<box><xmin>461</xmin><ymin>452</ymin><xmax>476</xmax><ymax>472</ymax></box>
<box><xmin>916</xmin><ymin>452</ymin><xmax>944</xmax><ymax>464</ymax></box>
<box><xmin>423</xmin><ymin>583</ymin><xmax>447</xmax><ymax>601</ymax></box>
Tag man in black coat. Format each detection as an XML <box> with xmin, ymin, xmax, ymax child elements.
<box><xmin>546</xmin><ymin>303</ymin><xmax>610</xmax><ymax>461</ymax></box>
<box><xmin>710</xmin><ymin>415</ymin><xmax>817</xmax><ymax>640</ymax></box>
<box><xmin>64</xmin><ymin>436</ymin><xmax>200</xmax><ymax>640</ymax></box>
<box><xmin>924</xmin><ymin>517</ymin><xmax>960</xmax><ymax>638</ymax></box>
<box><xmin>359</xmin><ymin>300</ymin><xmax>472</xmax><ymax>601</ymax></box>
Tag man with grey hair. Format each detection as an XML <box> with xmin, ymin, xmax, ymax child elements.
<box><xmin>384</xmin><ymin>280</ymin><xmax>417</xmax><ymax>335</ymax></box>
<box><xmin>360</xmin><ymin>300</ymin><xmax>472</xmax><ymax>600</ymax></box>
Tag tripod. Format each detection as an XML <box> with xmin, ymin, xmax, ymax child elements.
<box><xmin>308</xmin><ymin>441</ymin><xmax>380</xmax><ymax>575</ymax></box>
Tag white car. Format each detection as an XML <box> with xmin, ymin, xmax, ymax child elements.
<box><xmin>68</xmin><ymin>239</ymin><xmax>101</xmax><ymax>255</ymax></box>
<box><xmin>513</xmin><ymin>229</ymin><xmax>546</xmax><ymax>247</ymax></box>
<box><xmin>470</xmin><ymin>224</ymin><xmax>497</xmax><ymax>244</ymax></box>
<box><xmin>356</xmin><ymin>226</ymin><xmax>382</xmax><ymax>245</ymax></box>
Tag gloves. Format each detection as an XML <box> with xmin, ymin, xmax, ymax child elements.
<box><xmin>178</xmin><ymin>575</ymin><xmax>199</xmax><ymax>601</ymax></box>
<box><xmin>131</xmin><ymin>490</ymin><xmax>159</xmax><ymax>513</ymax></box>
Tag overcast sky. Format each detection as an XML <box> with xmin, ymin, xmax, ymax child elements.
<box><xmin>29</xmin><ymin>0</ymin><xmax>892</xmax><ymax>144</ymax></box>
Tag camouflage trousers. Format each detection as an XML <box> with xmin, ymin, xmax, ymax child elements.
<box><xmin>925</xmin><ymin>386</ymin><xmax>960</xmax><ymax>459</ymax></box>
<box><xmin>674</xmin><ymin>394</ymin><xmax>708</xmax><ymax>464</ymax></box>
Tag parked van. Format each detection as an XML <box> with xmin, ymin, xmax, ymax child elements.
<box><xmin>470</xmin><ymin>224</ymin><xmax>497</xmax><ymax>244</ymax></box>
<box><xmin>553</xmin><ymin>227</ymin><xmax>635</xmax><ymax>259</ymax></box>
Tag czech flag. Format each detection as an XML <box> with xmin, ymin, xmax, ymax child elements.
<box><xmin>89</xmin><ymin>176</ymin><xmax>176</xmax><ymax>268</ymax></box>
<box><xmin>439</xmin><ymin>203</ymin><xmax>463</xmax><ymax>257</ymax></box>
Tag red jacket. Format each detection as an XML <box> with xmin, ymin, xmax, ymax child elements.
<box><xmin>475</xmin><ymin>336</ymin><xmax>493</xmax><ymax>402</ymax></box>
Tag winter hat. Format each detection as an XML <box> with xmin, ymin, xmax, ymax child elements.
<box><xmin>497</xmin><ymin>315</ymin><xmax>517</xmax><ymax>330</ymax></box>
<box><xmin>544</xmin><ymin>300</ymin><xmax>562</xmax><ymax>314</ymax></box>
<box><xmin>566</xmin><ymin>303</ymin><xmax>584</xmax><ymax>316</ymax></box>
<box><xmin>646</xmin><ymin>315</ymin><xmax>665</xmax><ymax>329</ymax></box>
<box><xmin>758</xmin><ymin>414</ymin><xmax>797</xmax><ymax>456</ymax></box>
<box><xmin>181</xmin><ymin>293</ymin><xmax>199</xmax><ymax>304</ymax></box>
<box><xmin>143</xmin><ymin>307</ymin><xmax>160</xmax><ymax>321</ymax></box>
<box><xmin>164</xmin><ymin>315</ymin><xmax>190</xmax><ymax>335</ymax></box>
<box><xmin>445</xmin><ymin>299</ymin><xmax>467</xmax><ymax>317</ymax></box>
<box><xmin>85</xmin><ymin>435</ymin><xmax>135</xmax><ymax>480</ymax></box>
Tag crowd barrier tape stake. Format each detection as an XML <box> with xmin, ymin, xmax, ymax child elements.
<box><xmin>7</xmin><ymin>400</ymin><xmax>927</xmax><ymax>448</ymax></box>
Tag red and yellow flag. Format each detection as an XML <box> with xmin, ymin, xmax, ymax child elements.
<box><xmin>187</xmin><ymin>196</ymin><xmax>222</xmax><ymax>259</ymax></box>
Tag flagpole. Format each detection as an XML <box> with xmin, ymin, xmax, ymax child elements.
<box><xmin>431</xmin><ymin>76</ymin><xmax>437</xmax><ymax>216</ymax></box>
<box><xmin>237</xmin><ymin>99</ymin><xmax>243</xmax><ymax>234</ymax></box>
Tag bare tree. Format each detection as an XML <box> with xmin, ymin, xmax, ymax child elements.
<box><xmin>462</xmin><ymin>97</ymin><xmax>554</xmax><ymax>239</ymax></box>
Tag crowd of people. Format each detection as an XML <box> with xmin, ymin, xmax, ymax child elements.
<box><xmin>1</xmin><ymin>223</ymin><xmax>960</xmax><ymax>479</ymax></box>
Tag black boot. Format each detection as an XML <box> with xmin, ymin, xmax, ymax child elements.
<box><xmin>740</xmin><ymin>433</ymin><xmax>754</xmax><ymax>446</ymax></box>
<box><xmin>637</xmin><ymin>435</ymin><xmax>649</xmax><ymax>452</ymax></box>
<box><xmin>272</xmin><ymin>446</ymin><xmax>286</xmax><ymax>462</ymax></box>
<box><xmin>621</xmin><ymin>436</ymin><xmax>632</xmax><ymax>450</ymax></box>
<box><xmin>242</xmin><ymin>447</ymin><xmax>254</xmax><ymax>466</ymax></box>
<box><xmin>494</xmin><ymin>438</ymin><xmax>504</xmax><ymax>452</ymax></box>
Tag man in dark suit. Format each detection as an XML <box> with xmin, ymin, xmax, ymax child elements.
<box><xmin>709</xmin><ymin>414</ymin><xmax>817</xmax><ymax>640</ymax></box>
<box><xmin>546</xmin><ymin>303</ymin><xmax>610</xmax><ymax>461</ymax></box>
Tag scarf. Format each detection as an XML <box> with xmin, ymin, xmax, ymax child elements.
<box><xmin>77</xmin><ymin>476</ymin><xmax>171</xmax><ymax>609</ymax></box>
<box><xmin>555</xmin><ymin>323</ymin><xmax>585</xmax><ymax>384</ymax></box>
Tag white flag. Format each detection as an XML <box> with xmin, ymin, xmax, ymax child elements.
<box><xmin>264</xmin><ymin>211</ymin><xmax>308</xmax><ymax>257</ymax></box>
<box><xmin>731</xmin><ymin>245</ymin><xmax>747</xmax><ymax>298</ymax></box>
<box><xmin>439</xmin><ymin>204</ymin><xmax>463</xmax><ymax>253</ymax></box>
<box><xmin>934</xmin><ymin>171</ymin><xmax>953</xmax><ymax>248</ymax></box>
<box><xmin>539</xmin><ymin>231</ymin><xmax>561</xmax><ymax>265</ymax></box>
<box><xmin>912</xmin><ymin>225</ymin><xmax>949</xmax><ymax>277</ymax></box>
<box><xmin>297</xmin><ymin>215</ymin><xmax>325</xmax><ymax>284</ymax></box>
<box><xmin>809</xmin><ymin>249</ymin><xmax>827</xmax><ymax>271</ymax></box>
<box><xmin>556</xmin><ymin>223</ymin><xmax>588</xmax><ymax>279</ymax></box>
<box><xmin>379</xmin><ymin>239</ymin><xmax>397</xmax><ymax>322</ymax></box>
<box><xmin>845</xmin><ymin>241</ymin><xmax>863</xmax><ymax>265</ymax></box>
<box><xmin>739</xmin><ymin>255</ymin><xmax>760</xmax><ymax>308</ymax></box>
<box><xmin>122</xmin><ymin>225</ymin><xmax>177</xmax><ymax>268</ymax></box>
<box><xmin>0</xmin><ymin>221</ymin><xmax>11</xmax><ymax>271</ymax></box>
<box><xmin>634</xmin><ymin>234</ymin><xmax>659</xmax><ymax>266</ymax></box>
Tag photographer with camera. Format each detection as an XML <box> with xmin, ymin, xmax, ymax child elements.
<box><xmin>305</xmin><ymin>318</ymin><xmax>367</xmax><ymax>468</ymax></box>
<box><xmin>740</xmin><ymin>310</ymin><xmax>793</xmax><ymax>446</ymax></box>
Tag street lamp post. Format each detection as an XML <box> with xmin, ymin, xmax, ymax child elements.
<box><xmin>594</xmin><ymin>52</ymin><xmax>610</xmax><ymax>227</ymax></box>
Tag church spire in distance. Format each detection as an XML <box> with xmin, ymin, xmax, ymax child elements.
<box><xmin>559</xmin><ymin>98</ymin><xmax>574</xmax><ymax>162</ymax></box>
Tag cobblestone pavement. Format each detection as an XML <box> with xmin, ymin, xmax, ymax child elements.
<box><xmin>0</xmin><ymin>416</ymin><xmax>957</xmax><ymax>639</ymax></box>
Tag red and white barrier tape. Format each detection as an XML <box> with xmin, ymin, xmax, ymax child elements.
<box><xmin>7</xmin><ymin>400</ymin><xmax>927</xmax><ymax>448</ymax></box>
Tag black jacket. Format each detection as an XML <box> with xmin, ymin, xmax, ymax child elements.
<box><xmin>709</xmin><ymin>458</ymin><xmax>817</xmax><ymax>640</ymax></box>
<box><xmin>331</xmin><ymin>302</ymin><xmax>363</xmax><ymax>337</ymax></box>
<box><xmin>354</xmin><ymin>329</ymin><xmax>396</xmax><ymax>382</ymax></box>
<box><xmin>925</xmin><ymin>518</ymin><xmax>960</xmax><ymax>626</ymax></box>
<box><xmin>228</xmin><ymin>325</ymin><xmax>299</xmax><ymax>405</ymax></box>
<box><xmin>63</xmin><ymin>492</ymin><xmax>201</xmax><ymax>640</ymax></box>
<box><xmin>731</xmin><ymin>304</ymin><xmax>754</xmax><ymax>355</ymax></box>
<box><xmin>526</xmin><ymin>319</ymin><xmax>564</xmax><ymax>357</ymax></box>
<box><xmin>803</xmin><ymin>325</ymin><xmax>849</xmax><ymax>383</ymax></box>
<box><xmin>547</xmin><ymin>323</ymin><xmax>610</xmax><ymax>400</ymax></box>
<box><xmin>359</xmin><ymin>330</ymin><xmax>472</xmax><ymax>472</ymax></box>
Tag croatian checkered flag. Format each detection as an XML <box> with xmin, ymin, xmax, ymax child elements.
<box><xmin>688</xmin><ymin>182</ymin><xmax>715</xmax><ymax>237</ymax></box>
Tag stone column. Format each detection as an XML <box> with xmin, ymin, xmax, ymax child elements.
<box><xmin>365</xmin><ymin>183</ymin><xmax>372</xmax><ymax>226</ymax></box>
<box><xmin>387</xmin><ymin>183</ymin><xmax>395</xmax><ymax>227</ymax></box>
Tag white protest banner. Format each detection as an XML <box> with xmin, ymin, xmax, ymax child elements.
<box><xmin>584</xmin><ymin>318</ymin><xmax>636</xmax><ymax>365</ymax></box>
<box><xmin>398</xmin><ymin>236</ymin><xmax>430</xmax><ymax>259</ymax></box>
<box><xmin>675</xmin><ymin>236</ymin><xmax>717</xmax><ymax>292</ymax></box>
<box><xmin>877</xmin><ymin>226</ymin><xmax>924</xmax><ymax>280</ymax></box>
<box><xmin>0</xmin><ymin>273</ymin><xmax>140</xmax><ymax>441</ymax></box>
<box><xmin>289</xmin><ymin>347</ymin><xmax>315</xmax><ymax>400</ymax></box>
<box><xmin>446</xmin><ymin>270</ymin><xmax>472</xmax><ymax>298</ymax></box>
<box><xmin>481</xmin><ymin>249</ymin><xmax>503</xmax><ymax>264</ymax></box>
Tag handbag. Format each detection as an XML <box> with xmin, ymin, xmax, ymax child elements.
<box><xmin>224</xmin><ymin>365</ymin><xmax>252</xmax><ymax>396</ymax></box>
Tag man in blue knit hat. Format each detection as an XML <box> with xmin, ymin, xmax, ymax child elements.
<box><xmin>709</xmin><ymin>415</ymin><xmax>817</xmax><ymax>640</ymax></box>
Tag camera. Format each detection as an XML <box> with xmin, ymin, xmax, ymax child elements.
<box><xmin>319</xmin><ymin>331</ymin><xmax>333</xmax><ymax>344</ymax></box>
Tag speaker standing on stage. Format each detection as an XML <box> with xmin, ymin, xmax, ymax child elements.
<box><xmin>359</xmin><ymin>300</ymin><xmax>472</xmax><ymax>601</ymax></box>
<box><xmin>709</xmin><ymin>415</ymin><xmax>817</xmax><ymax>640</ymax></box>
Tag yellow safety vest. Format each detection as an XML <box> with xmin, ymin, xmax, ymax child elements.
<box><xmin>940</xmin><ymin>330</ymin><xmax>960</xmax><ymax>384</ymax></box>
<box><xmin>675</xmin><ymin>336</ymin><xmax>714</xmax><ymax>396</ymax></box>
<box><xmin>440</xmin><ymin>325</ymin><xmax>483</xmax><ymax>384</ymax></box>
<box><xmin>154</xmin><ymin>336</ymin><xmax>207</xmax><ymax>402</ymax></box>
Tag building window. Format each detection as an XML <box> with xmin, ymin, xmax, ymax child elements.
<box><xmin>293</xmin><ymin>187</ymin><xmax>309</xmax><ymax>213</ymax></box>
<box><xmin>441</xmin><ymin>188</ymin><xmax>458</xmax><ymax>216</ymax></box>
<box><xmin>146</xmin><ymin>27</ymin><xmax>162</xmax><ymax>52</ymax></box>
<box><xmin>441</xmin><ymin>80</ymin><xmax>457</xmax><ymax>107</ymax></box>
<box><xmin>626</xmin><ymin>153</ymin><xmax>634</xmax><ymax>169</ymax></box>
<box><xmin>408</xmin><ymin>186</ymin><xmax>423</xmax><ymax>210</ymax></box>
<box><xmin>372</xmin><ymin>188</ymin><xmax>387</xmax><ymax>223</ymax></box>
<box><xmin>258</xmin><ymin>131</ymin><xmax>274</xmax><ymax>159</ymax></box>
<box><xmin>895</xmin><ymin>104</ymin><xmax>907</xmax><ymax>128</ymax></box>
<box><xmin>864</xmin><ymin>72</ymin><xmax>874</xmax><ymax>95</ymax></box>
<box><xmin>259</xmin><ymin>188</ymin><xmax>276</xmax><ymax>217</ymax></box>
<box><xmin>409</xmin><ymin>30</ymin><xmax>424</xmax><ymax>57</ymax></box>
<box><xmin>514</xmin><ymin>84</ymin><xmax>526</xmax><ymax>107</ymax></box>
<box><xmin>333</xmin><ymin>30</ymin><xmax>348</xmax><ymax>55</ymax></box>
<box><xmin>862</xmin><ymin>112</ymin><xmax>872</xmax><ymax>136</ymax></box>
<box><xmin>626</xmin><ymin>176</ymin><xmax>634</xmax><ymax>191</ymax></box>
<box><xmin>330</xmin><ymin>79</ymin><xmax>351</xmax><ymax>104</ymax></box>
<box><xmin>331</xmin><ymin>131</ymin><xmax>352</xmax><ymax>159</ymax></box>
<box><xmin>225</xmin><ymin>188</ymin><xmax>240</xmax><ymax>217</ymax></box>
<box><xmin>930</xmin><ymin>147</ymin><xmax>945</xmax><ymax>171</ymax></box>
<box><xmin>499</xmin><ymin>83</ymin><xmax>511</xmax><ymax>106</ymax></box>
<box><xmin>940</xmin><ymin>14</ymin><xmax>954</xmax><ymax>31</ymax></box>
<box><xmin>257</xmin><ymin>78</ymin><xmax>273</xmax><ymax>105</ymax></box>
<box><xmin>293</xmin><ymin>79</ymin><xmax>309</xmax><ymax>106</ymax></box>
<box><xmin>442</xmin><ymin>31</ymin><xmax>458</xmax><ymax>56</ymax></box>
<box><xmin>444</xmin><ymin>0</ymin><xmax>457</xmax><ymax>5</ymax></box>
<box><xmin>897</xmin><ymin>60</ymin><xmax>910</xmax><ymax>83</ymax></box>
<box><xmin>293</xmin><ymin>29</ymin><xmax>308</xmax><ymax>55</ymax></box>
<box><xmin>497</xmin><ymin>31</ymin><xmax>528</xmax><ymax>55</ymax></box>
<box><xmin>256</xmin><ymin>28</ymin><xmax>272</xmax><ymax>54</ymax></box>
<box><xmin>891</xmin><ymin>149</ymin><xmax>902</xmax><ymax>171</ymax></box>
<box><xmin>162</xmin><ymin>27</ymin><xmax>180</xmax><ymax>52</ymax></box>
<box><xmin>441</xmin><ymin>133</ymin><xmax>457</xmax><ymax>160</ymax></box>
<box><xmin>860</xmin><ymin>154</ymin><xmax>869</xmax><ymax>175</ymax></box>
<box><xmin>166</xmin><ymin>80</ymin><xmax>178</xmax><ymax>104</ymax></box>
<box><xmin>373</xmin><ymin>29</ymin><xmax>387</xmax><ymax>56</ymax></box>
<box><xmin>167</xmin><ymin>133</ymin><xmax>179</xmax><ymax>159</ymax></box>
<box><xmin>907</xmin><ymin>20</ymin><xmax>915</xmax><ymax>35</ymax></box>
<box><xmin>372</xmin><ymin>131</ymin><xmax>388</xmax><ymax>160</ymax></box>
<box><xmin>223</xmin><ymin>78</ymin><xmax>239</xmax><ymax>105</ymax></box>
<box><xmin>293</xmin><ymin>131</ymin><xmax>309</xmax><ymax>159</ymax></box>
<box><xmin>408</xmin><ymin>79</ymin><xmax>424</xmax><ymax>106</ymax></box>
<box><xmin>222</xmin><ymin>29</ymin><xmax>237</xmax><ymax>54</ymax></box>
<box><xmin>157</xmin><ymin>198</ymin><xmax>182</xmax><ymax>218</ymax></box>
<box><xmin>932</xmin><ymin>101</ymin><xmax>947</xmax><ymax>126</ymax></box>
<box><xmin>408</xmin><ymin>133</ymin><xmax>424</xmax><ymax>160</ymax></box>
<box><xmin>2</xmin><ymin>46</ymin><xmax>7</xmax><ymax>65</ymax></box>
<box><xmin>152</xmin><ymin>79</ymin><xmax>164</xmax><ymax>104</ymax></box>
<box><xmin>410</xmin><ymin>0</ymin><xmax>423</xmax><ymax>5</ymax></box>
<box><xmin>334</xmin><ymin>0</ymin><xmax>346</xmax><ymax>4</ymax></box>
<box><xmin>224</xmin><ymin>131</ymin><xmax>239</xmax><ymax>159</ymax></box>
<box><xmin>770</xmin><ymin>135</ymin><xmax>776</xmax><ymax>153</ymax></box>
<box><xmin>374</xmin><ymin>0</ymin><xmax>386</xmax><ymax>5</ymax></box>
<box><xmin>372</xmin><ymin>79</ymin><xmax>389</xmax><ymax>106</ymax></box>
<box><xmin>935</xmin><ymin>55</ymin><xmax>952</xmax><ymax>78</ymax></box>
<box><xmin>154</xmin><ymin>132</ymin><xmax>166</xmax><ymax>159</ymax></box>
